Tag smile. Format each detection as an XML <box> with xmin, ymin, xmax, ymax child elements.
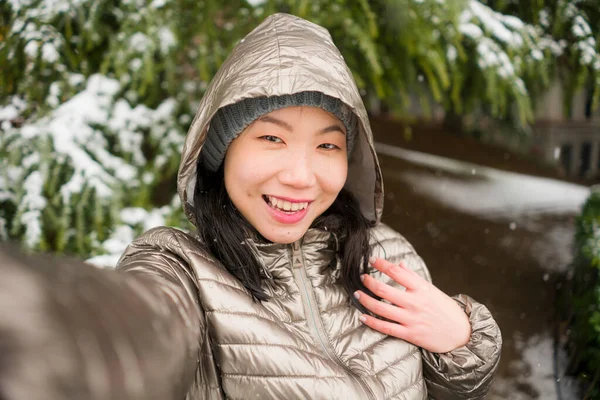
<box><xmin>263</xmin><ymin>195</ymin><xmax>310</xmax><ymax>213</ymax></box>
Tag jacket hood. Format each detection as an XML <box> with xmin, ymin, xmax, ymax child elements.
<box><xmin>177</xmin><ymin>13</ymin><xmax>384</xmax><ymax>225</ymax></box>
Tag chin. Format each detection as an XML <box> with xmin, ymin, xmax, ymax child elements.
<box><xmin>261</xmin><ymin>226</ymin><xmax>308</xmax><ymax>244</ymax></box>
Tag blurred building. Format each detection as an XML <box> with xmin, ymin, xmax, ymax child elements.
<box><xmin>371</xmin><ymin>75</ymin><xmax>600</xmax><ymax>181</ymax></box>
<box><xmin>532</xmin><ymin>79</ymin><xmax>600</xmax><ymax>180</ymax></box>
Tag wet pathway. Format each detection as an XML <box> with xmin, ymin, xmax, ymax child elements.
<box><xmin>375</xmin><ymin>143</ymin><xmax>588</xmax><ymax>399</ymax></box>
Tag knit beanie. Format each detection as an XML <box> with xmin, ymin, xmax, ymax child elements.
<box><xmin>200</xmin><ymin>91</ymin><xmax>359</xmax><ymax>172</ymax></box>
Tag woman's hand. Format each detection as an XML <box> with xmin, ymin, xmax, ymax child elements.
<box><xmin>354</xmin><ymin>257</ymin><xmax>471</xmax><ymax>354</ymax></box>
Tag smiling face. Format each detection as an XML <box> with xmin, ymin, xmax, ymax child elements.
<box><xmin>223</xmin><ymin>106</ymin><xmax>349</xmax><ymax>244</ymax></box>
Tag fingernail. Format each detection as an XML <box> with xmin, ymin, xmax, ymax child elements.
<box><xmin>369</xmin><ymin>257</ymin><xmax>376</xmax><ymax>265</ymax></box>
<box><xmin>353</xmin><ymin>291</ymin><xmax>360</xmax><ymax>299</ymax></box>
<box><xmin>360</xmin><ymin>274</ymin><xmax>365</xmax><ymax>282</ymax></box>
<box><xmin>359</xmin><ymin>315</ymin><xmax>367</xmax><ymax>323</ymax></box>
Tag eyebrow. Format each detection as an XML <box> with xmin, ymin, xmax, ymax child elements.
<box><xmin>318</xmin><ymin>125</ymin><xmax>346</xmax><ymax>135</ymax></box>
<box><xmin>258</xmin><ymin>116</ymin><xmax>346</xmax><ymax>135</ymax></box>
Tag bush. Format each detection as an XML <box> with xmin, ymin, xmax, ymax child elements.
<box><xmin>568</xmin><ymin>186</ymin><xmax>600</xmax><ymax>398</ymax></box>
<box><xmin>2</xmin><ymin>0</ymin><xmax>600</xmax><ymax>266</ymax></box>
<box><xmin>0</xmin><ymin>0</ymin><xmax>385</xmax><ymax>265</ymax></box>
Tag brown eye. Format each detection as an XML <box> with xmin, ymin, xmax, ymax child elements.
<box><xmin>318</xmin><ymin>143</ymin><xmax>341</xmax><ymax>150</ymax></box>
<box><xmin>260</xmin><ymin>135</ymin><xmax>283</xmax><ymax>143</ymax></box>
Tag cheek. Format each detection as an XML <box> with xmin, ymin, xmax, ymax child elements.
<box><xmin>224</xmin><ymin>150</ymin><xmax>249</xmax><ymax>201</ymax></box>
<box><xmin>318</xmin><ymin>158</ymin><xmax>348</xmax><ymax>195</ymax></box>
<box><xmin>225</xmin><ymin>152</ymin><xmax>272</xmax><ymax>194</ymax></box>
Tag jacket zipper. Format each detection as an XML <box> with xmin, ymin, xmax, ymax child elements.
<box><xmin>290</xmin><ymin>241</ymin><xmax>376</xmax><ymax>400</ymax></box>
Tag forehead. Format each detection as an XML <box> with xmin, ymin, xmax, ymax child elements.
<box><xmin>262</xmin><ymin>106</ymin><xmax>342</xmax><ymax>125</ymax></box>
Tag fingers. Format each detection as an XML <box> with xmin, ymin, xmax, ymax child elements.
<box><xmin>360</xmin><ymin>273</ymin><xmax>410</xmax><ymax>308</ymax></box>
<box><xmin>359</xmin><ymin>313</ymin><xmax>409</xmax><ymax>339</ymax></box>
<box><xmin>369</xmin><ymin>258</ymin><xmax>422</xmax><ymax>291</ymax></box>
<box><xmin>354</xmin><ymin>290</ymin><xmax>410</xmax><ymax>323</ymax></box>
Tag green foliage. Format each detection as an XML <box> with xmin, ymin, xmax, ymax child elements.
<box><xmin>0</xmin><ymin>0</ymin><xmax>389</xmax><ymax>263</ymax></box>
<box><xmin>0</xmin><ymin>0</ymin><xmax>387</xmax><ymax>111</ymax></box>
<box><xmin>0</xmin><ymin>0</ymin><xmax>255</xmax><ymax>109</ymax></box>
<box><xmin>0</xmin><ymin>75</ymin><xmax>192</xmax><ymax>261</ymax></box>
<box><xmin>570</xmin><ymin>188</ymin><xmax>600</xmax><ymax>397</ymax></box>
<box><xmin>3</xmin><ymin>0</ymin><xmax>599</xmax><ymax>126</ymax></box>
<box><xmin>2</xmin><ymin>0</ymin><xmax>600</xmax><ymax>264</ymax></box>
<box><xmin>484</xmin><ymin>0</ymin><xmax>600</xmax><ymax>118</ymax></box>
<box><xmin>371</xmin><ymin>0</ymin><xmax>466</xmax><ymax>112</ymax></box>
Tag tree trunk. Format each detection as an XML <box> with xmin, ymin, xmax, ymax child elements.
<box><xmin>443</xmin><ymin>109</ymin><xmax>464</xmax><ymax>136</ymax></box>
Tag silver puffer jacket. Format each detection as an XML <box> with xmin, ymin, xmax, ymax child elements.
<box><xmin>116</xmin><ymin>13</ymin><xmax>502</xmax><ymax>399</ymax></box>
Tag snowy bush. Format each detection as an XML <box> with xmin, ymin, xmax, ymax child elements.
<box><xmin>1</xmin><ymin>0</ymin><xmax>600</xmax><ymax>267</ymax></box>
<box><xmin>0</xmin><ymin>0</ymin><xmax>387</xmax><ymax>266</ymax></box>
<box><xmin>478</xmin><ymin>0</ymin><xmax>600</xmax><ymax>119</ymax></box>
<box><xmin>0</xmin><ymin>75</ymin><xmax>190</xmax><ymax>265</ymax></box>
<box><xmin>570</xmin><ymin>187</ymin><xmax>600</xmax><ymax>397</ymax></box>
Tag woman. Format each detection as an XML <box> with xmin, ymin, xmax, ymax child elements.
<box><xmin>1</xmin><ymin>13</ymin><xmax>501</xmax><ymax>400</ymax></box>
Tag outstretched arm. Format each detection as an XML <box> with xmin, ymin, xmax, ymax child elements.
<box><xmin>0</xmin><ymin>241</ymin><xmax>203</xmax><ymax>400</ymax></box>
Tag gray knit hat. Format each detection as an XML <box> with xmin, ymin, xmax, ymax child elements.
<box><xmin>200</xmin><ymin>91</ymin><xmax>359</xmax><ymax>172</ymax></box>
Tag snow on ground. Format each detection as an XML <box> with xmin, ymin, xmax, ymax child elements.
<box><xmin>375</xmin><ymin>142</ymin><xmax>587</xmax><ymax>273</ymax></box>
<box><xmin>375</xmin><ymin>143</ymin><xmax>590</xmax><ymax>221</ymax></box>
<box><xmin>529</xmin><ymin>224</ymin><xmax>576</xmax><ymax>272</ymax></box>
<box><xmin>489</xmin><ymin>332</ymin><xmax>581</xmax><ymax>400</ymax></box>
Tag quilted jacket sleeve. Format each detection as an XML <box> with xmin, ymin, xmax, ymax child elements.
<box><xmin>369</xmin><ymin>224</ymin><xmax>502</xmax><ymax>400</ymax></box>
<box><xmin>114</xmin><ymin>235</ymin><xmax>205</xmax><ymax>400</ymax></box>
<box><xmin>419</xmin><ymin>294</ymin><xmax>502</xmax><ymax>400</ymax></box>
<box><xmin>0</xmin><ymin>229</ymin><xmax>203</xmax><ymax>400</ymax></box>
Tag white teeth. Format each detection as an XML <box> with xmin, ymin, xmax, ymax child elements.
<box><xmin>266</xmin><ymin>196</ymin><xmax>309</xmax><ymax>212</ymax></box>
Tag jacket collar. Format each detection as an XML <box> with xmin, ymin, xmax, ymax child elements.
<box><xmin>243</xmin><ymin>228</ymin><xmax>340</xmax><ymax>280</ymax></box>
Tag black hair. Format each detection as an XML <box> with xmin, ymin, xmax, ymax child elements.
<box><xmin>193</xmin><ymin>158</ymin><xmax>376</xmax><ymax>310</ymax></box>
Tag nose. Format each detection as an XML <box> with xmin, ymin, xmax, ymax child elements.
<box><xmin>277</xmin><ymin>149</ymin><xmax>317</xmax><ymax>189</ymax></box>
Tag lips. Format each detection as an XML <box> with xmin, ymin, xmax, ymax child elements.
<box><xmin>262</xmin><ymin>195</ymin><xmax>312</xmax><ymax>224</ymax></box>
<box><xmin>264</xmin><ymin>195</ymin><xmax>309</xmax><ymax>212</ymax></box>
